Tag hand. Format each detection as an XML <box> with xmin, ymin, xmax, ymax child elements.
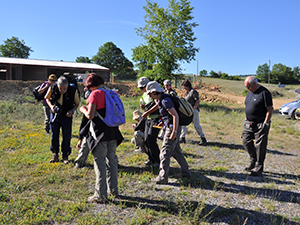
<box><xmin>66</xmin><ymin>110</ymin><xmax>73</xmax><ymax>117</ymax></box>
<box><xmin>169</xmin><ymin>131</ymin><xmax>176</xmax><ymax>140</ymax></box>
<box><xmin>80</xmin><ymin>106</ymin><xmax>87</xmax><ymax>113</ymax></box>
<box><xmin>140</xmin><ymin>103</ymin><xmax>145</xmax><ymax>110</ymax></box>
<box><xmin>142</xmin><ymin>112</ymin><xmax>148</xmax><ymax>118</ymax></box>
<box><xmin>77</xmin><ymin>140</ymin><xmax>82</xmax><ymax>150</ymax></box>
<box><xmin>132</xmin><ymin>123</ymin><xmax>137</xmax><ymax>129</ymax></box>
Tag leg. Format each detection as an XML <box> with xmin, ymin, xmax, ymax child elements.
<box><xmin>193</xmin><ymin>109</ymin><xmax>205</xmax><ymax>138</ymax></box>
<box><xmin>74</xmin><ymin>137</ymin><xmax>90</xmax><ymax>166</ymax></box>
<box><xmin>50</xmin><ymin>112</ymin><xmax>60</xmax><ymax>154</ymax></box>
<box><xmin>242</xmin><ymin>123</ymin><xmax>256</xmax><ymax>168</ymax></box>
<box><xmin>43</xmin><ymin>105</ymin><xmax>51</xmax><ymax>133</ymax></box>
<box><xmin>61</xmin><ymin>116</ymin><xmax>72</xmax><ymax>160</ymax></box>
<box><xmin>106</xmin><ymin>140</ymin><xmax>118</xmax><ymax>195</ymax></box>
<box><xmin>92</xmin><ymin>141</ymin><xmax>108</xmax><ymax>200</ymax></box>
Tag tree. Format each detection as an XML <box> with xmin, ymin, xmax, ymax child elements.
<box><xmin>209</xmin><ymin>70</ymin><xmax>219</xmax><ymax>78</ymax></box>
<box><xmin>76</xmin><ymin>56</ymin><xmax>92</xmax><ymax>63</ymax></box>
<box><xmin>0</xmin><ymin>36</ymin><xmax>33</xmax><ymax>58</ymax></box>
<box><xmin>271</xmin><ymin>63</ymin><xmax>294</xmax><ymax>84</ymax></box>
<box><xmin>199</xmin><ymin>69</ymin><xmax>207</xmax><ymax>76</ymax></box>
<box><xmin>92</xmin><ymin>42</ymin><xmax>133</xmax><ymax>77</ymax></box>
<box><xmin>132</xmin><ymin>0</ymin><xmax>199</xmax><ymax>83</ymax></box>
<box><xmin>256</xmin><ymin>63</ymin><xmax>269</xmax><ymax>83</ymax></box>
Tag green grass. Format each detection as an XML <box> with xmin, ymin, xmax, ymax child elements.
<box><xmin>0</xmin><ymin>81</ymin><xmax>299</xmax><ymax>224</ymax></box>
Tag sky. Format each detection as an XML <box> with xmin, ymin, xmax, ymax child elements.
<box><xmin>1</xmin><ymin>0</ymin><xmax>300</xmax><ymax>76</ymax></box>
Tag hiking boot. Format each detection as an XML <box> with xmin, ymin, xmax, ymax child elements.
<box><xmin>179</xmin><ymin>137</ymin><xmax>186</xmax><ymax>144</ymax></box>
<box><xmin>49</xmin><ymin>153</ymin><xmax>59</xmax><ymax>163</ymax></box>
<box><xmin>244</xmin><ymin>162</ymin><xmax>256</xmax><ymax>171</ymax></box>
<box><xmin>63</xmin><ymin>156</ymin><xmax>69</xmax><ymax>165</ymax></box>
<box><xmin>198</xmin><ymin>137</ymin><xmax>207</xmax><ymax>145</ymax></box>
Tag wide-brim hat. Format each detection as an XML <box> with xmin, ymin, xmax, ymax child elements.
<box><xmin>146</xmin><ymin>81</ymin><xmax>164</xmax><ymax>94</ymax></box>
<box><xmin>132</xmin><ymin>110</ymin><xmax>143</xmax><ymax>120</ymax></box>
<box><xmin>137</xmin><ymin>77</ymin><xmax>149</xmax><ymax>88</ymax></box>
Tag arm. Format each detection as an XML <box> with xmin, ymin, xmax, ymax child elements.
<box><xmin>80</xmin><ymin>103</ymin><xmax>96</xmax><ymax>120</ymax></box>
<box><xmin>168</xmin><ymin>107</ymin><xmax>179</xmax><ymax>140</ymax></box>
<box><xmin>38</xmin><ymin>82</ymin><xmax>49</xmax><ymax>94</ymax></box>
<box><xmin>264</xmin><ymin>106</ymin><xmax>273</xmax><ymax>124</ymax></box>
<box><xmin>142</xmin><ymin>102</ymin><xmax>159</xmax><ymax>118</ymax></box>
<box><xmin>194</xmin><ymin>99</ymin><xmax>200</xmax><ymax>109</ymax></box>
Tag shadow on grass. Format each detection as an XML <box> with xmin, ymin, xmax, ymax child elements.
<box><xmin>108</xmin><ymin>194</ymin><xmax>297</xmax><ymax>224</ymax></box>
<box><xmin>188</xmin><ymin>140</ymin><xmax>296</xmax><ymax>156</ymax></box>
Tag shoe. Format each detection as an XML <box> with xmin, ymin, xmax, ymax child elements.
<box><xmin>198</xmin><ymin>137</ymin><xmax>207</xmax><ymax>145</ymax></box>
<box><xmin>45</xmin><ymin>130</ymin><xmax>50</xmax><ymax>135</ymax></box>
<box><xmin>74</xmin><ymin>162</ymin><xmax>83</xmax><ymax>168</ymax></box>
<box><xmin>157</xmin><ymin>136</ymin><xmax>163</xmax><ymax>140</ymax></box>
<box><xmin>63</xmin><ymin>157</ymin><xmax>69</xmax><ymax>165</ymax></box>
<box><xmin>49</xmin><ymin>153</ymin><xmax>59</xmax><ymax>163</ymax></box>
<box><xmin>144</xmin><ymin>160</ymin><xmax>152</xmax><ymax>166</ymax></box>
<box><xmin>87</xmin><ymin>196</ymin><xmax>107</xmax><ymax>203</ymax></box>
<box><xmin>152</xmin><ymin>176</ymin><xmax>168</xmax><ymax>184</ymax></box>
<box><xmin>108</xmin><ymin>191</ymin><xmax>119</xmax><ymax>198</ymax></box>
<box><xmin>135</xmin><ymin>147</ymin><xmax>141</xmax><ymax>152</ymax></box>
<box><xmin>244</xmin><ymin>163</ymin><xmax>255</xmax><ymax>171</ymax></box>
<box><xmin>250</xmin><ymin>171</ymin><xmax>263</xmax><ymax>177</ymax></box>
<box><xmin>179</xmin><ymin>138</ymin><xmax>186</xmax><ymax>144</ymax></box>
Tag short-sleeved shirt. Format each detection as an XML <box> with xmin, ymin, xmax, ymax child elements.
<box><xmin>185</xmin><ymin>88</ymin><xmax>199</xmax><ymax>111</ymax></box>
<box><xmin>141</xmin><ymin>92</ymin><xmax>152</xmax><ymax>104</ymax></box>
<box><xmin>45</xmin><ymin>87</ymin><xmax>80</xmax><ymax>106</ymax></box>
<box><xmin>245</xmin><ymin>85</ymin><xmax>273</xmax><ymax>122</ymax></box>
<box><xmin>158</xmin><ymin>95</ymin><xmax>175</xmax><ymax>127</ymax></box>
<box><xmin>87</xmin><ymin>89</ymin><xmax>106</xmax><ymax>110</ymax></box>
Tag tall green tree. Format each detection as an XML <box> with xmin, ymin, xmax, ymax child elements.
<box><xmin>256</xmin><ymin>63</ymin><xmax>269</xmax><ymax>83</ymax></box>
<box><xmin>76</xmin><ymin>56</ymin><xmax>92</xmax><ymax>63</ymax></box>
<box><xmin>271</xmin><ymin>63</ymin><xmax>294</xmax><ymax>84</ymax></box>
<box><xmin>199</xmin><ymin>69</ymin><xmax>207</xmax><ymax>76</ymax></box>
<box><xmin>93</xmin><ymin>42</ymin><xmax>133</xmax><ymax>76</ymax></box>
<box><xmin>0</xmin><ymin>36</ymin><xmax>33</xmax><ymax>58</ymax></box>
<box><xmin>132</xmin><ymin>0</ymin><xmax>199</xmax><ymax>83</ymax></box>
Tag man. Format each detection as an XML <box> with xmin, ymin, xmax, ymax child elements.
<box><xmin>38</xmin><ymin>74</ymin><xmax>57</xmax><ymax>134</ymax></box>
<box><xmin>45</xmin><ymin>76</ymin><xmax>80</xmax><ymax>164</ymax></box>
<box><xmin>137</xmin><ymin>77</ymin><xmax>160</xmax><ymax>166</ymax></box>
<box><xmin>242</xmin><ymin>76</ymin><xmax>273</xmax><ymax>176</ymax></box>
<box><xmin>179</xmin><ymin>80</ymin><xmax>207</xmax><ymax>145</ymax></box>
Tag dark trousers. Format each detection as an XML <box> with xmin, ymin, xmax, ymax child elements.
<box><xmin>144</xmin><ymin>119</ymin><xmax>160</xmax><ymax>164</ymax></box>
<box><xmin>50</xmin><ymin>114</ymin><xmax>72</xmax><ymax>158</ymax></box>
<box><xmin>242</xmin><ymin>121</ymin><xmax>270</xmax><ymax>172</ymax></box>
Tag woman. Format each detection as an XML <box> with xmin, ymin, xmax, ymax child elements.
<box><xmin>144</xmin><ymin>81</ymin><xmax>191</xmax><ymax>184</ymax></box>
<box><xmin>80</xmin><ymin>73</ymin><xmax>123</xmax><ymax>203</ymax></box>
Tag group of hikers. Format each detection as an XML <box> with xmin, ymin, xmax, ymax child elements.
<box><xmin>38</xmin><ymin>73</ymin><xmax>273</xmax><ymax>203</ymax></box>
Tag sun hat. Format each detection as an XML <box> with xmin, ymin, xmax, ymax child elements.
<box><xmin>163</xmin><ymin>80</ymin><xmax>171</xmax><ymax>86</ymax></box>
<box><xmin>132</xmin><ymin>110</ymin><xmax>143</xmax><ymax>120</ymax></box>
<box><xmin>48</xmin><ymin>74</ymin><xmax>57</xmax><ymax>81</ymax></box>
<box><xmin>146</xmin><ymin>81</ymin><xmax>165</xmax><ymax>94</ymax></box>
<box><xmin>137</xmin><ymin>77</ymin><xmax>149</xmax><ymax>88</ymax></box>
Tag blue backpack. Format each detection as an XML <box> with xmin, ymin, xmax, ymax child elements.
<box><xmin>96</xmin><ymin>88</ymin><xmax>126</xmax><ymax>127</ymax></box>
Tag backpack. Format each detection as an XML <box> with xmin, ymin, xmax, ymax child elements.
<box><xmin>95</xmin><ymin>88</ymin><xmax>126</xmax><ymax>127</ymax></box>
<box><xmin>63</xmin><ymin>75</ymin><xmax>80</xmax><ymax>97</ymax></box>
<box><xmin>33</xmin><ymin>84</ymin><xmax>46</xmax><ymax>101</ymax></box>
<box><xmin>160</xmin><ymin>94</ymin><xmax>194</xmax><ymax>126</ymax></box>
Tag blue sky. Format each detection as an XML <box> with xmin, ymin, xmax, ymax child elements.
<box><xmin>1</xmin><ymin>0</ymin><xmax>300</xmax><ymax>75</ymax></box>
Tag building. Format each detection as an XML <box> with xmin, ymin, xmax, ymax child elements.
<box><xmin>0</xmin><ymin>57</ymin><xmax>110</xmax><ymax>81</ymax></box>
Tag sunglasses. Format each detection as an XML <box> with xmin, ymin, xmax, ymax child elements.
<box><xmin>50</xmin><ymin>79</ymin><xmax>56</xmax><ymax>82</ymax></box>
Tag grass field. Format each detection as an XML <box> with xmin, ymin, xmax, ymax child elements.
<box><xmin>0</xmin><ymin>80</ymin><xmax>299</xmax><ymax>224</ymax></box>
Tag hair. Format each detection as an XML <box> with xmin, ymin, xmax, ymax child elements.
<box><xmin>57</xmin><ymin>76</ymin><xmax>69</xmax><ymax>87</ymax></box>
<box><xmin>248</xmin><ymin>76</ymin><xmax>258</xmax><ymax>85</ymax></box>
<box><xmin>84</xmin><ymin>73</ymin><xmax>104</xmax><ymax>89</ymax></box>
<box><xmin>164</xmin><ymin>80</ymin><xmax>171</xmax><ymax>86</ymax></box>
<box><xmin>181</xmin><ymin>79</ymin><xmax>192</xmax><ymax>88</ymax></box>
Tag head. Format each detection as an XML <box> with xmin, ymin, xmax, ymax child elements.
<box><xmin>132</xmin><ymin>110</ymin><xmax>143</xmax><ymax>122</ymax></box>
<box><xmin>163</xmin><ymin>79</ymin><xmax>172</xmax><ymax>91</ymax></box>
<box><xmin>181</xmin><ymin>79</ymin><xmax>192</xmax><ymax>91</ymax></box>
<box><xmin>84</xmin><ymin>73</ymin><xmax>104</xmax><ymax>91</ymax></box>
<box><xmin>57</xmin><ymin>76</ymin><xmax>69</xmax><ymax>94</ymax></box>
<box><xmin>244</xmin><ymin>76</ymin><xmax>259</xmax><ymax>92</ymax></box>
<box><xmin>146</xmin><ymin>81</ymin><xmax>165</xmax><ymax>100</ymax></box>
<box><xmin>48</xmin><ymin>74</ymin><xmax>57</xmax><ymax>85</ymax></box>
<box><xmin>137</xmin><ymin>77</ymin><xmax>149</xmax><ymax>92</ymax></box>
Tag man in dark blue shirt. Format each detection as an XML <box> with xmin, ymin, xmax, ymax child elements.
<box><xmin>242</xmin><ymin>76</ymin><xmax>273</xmax><ymax>176</ymax></box>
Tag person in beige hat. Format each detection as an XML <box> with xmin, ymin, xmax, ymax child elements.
<box><xmin>131</xmin><ymin>110</ymin><xmax>146</xmax><ymax>153</ymax></box>
<box><xmin>144</xmin><ymin>81</ymin><xmax>191</xmax><ymax>184</ymax></box>
<box><xmin>38</xmin><ymin>74</ymin><xmax>57</xmax><ymax>134</ymax></box>
<box><xmin>137</xmin><ymin>77</ymin><xmax>160</xmax><ymax>167</ymax></box>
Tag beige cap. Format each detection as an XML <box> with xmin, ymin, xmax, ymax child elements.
<box><xmin>146</xmin><ymin>81</ymin><xmax>164</xmax><ymax>94</ymax></box>
<box><xmin>137</xmin><ymin>77</ymin><xmax>149</xmax><ymax>88</ymax></box>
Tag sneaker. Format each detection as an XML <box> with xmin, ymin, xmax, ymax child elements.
<box><xmin>244</xmin><ymin>163</ymin><xmax>255</xmax><ymax>171</ymax></box>
<box><xmin>179</xmin><ymin>138</ymin><xmax>186</xmax><ymax>144</ymax></box>
<box><xmin>87</xmin><ymin>196</ymin><xmax>107</xmax><ymax>203</ymax></box>
<box><xmin>198</xmin><ymin>137</ymin><xmax>207</xmax><ymax>145</ymax></box>
<box><xmin>49</xmin><ymin>153</ymin><xmax>59</xmax><ymax>163</ymax></box>
<box><xmin>144</xmin><ymin>160</ymin><xmax>152</xmax><ymax>166</ymax></box>
<box><xmin>63</xmin><ymin>157</ymin><xmax>69</xmax><ymax>165</ymax></box>
<box><xmin>152</xmin><ymin>176</ymin><xmax>168</xmax><ymax>184</ymax></box>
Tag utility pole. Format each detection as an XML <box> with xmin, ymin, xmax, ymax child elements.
<box><xmin>268</xmin><ymin>60</ymin><xmax>271</xmax><ymax>86</ymax></box>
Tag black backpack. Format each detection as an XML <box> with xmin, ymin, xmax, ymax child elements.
<box><xmin>160</xmin><ymin>94</ymin><xmax>194</xmax><ymax>126</ymax></box>
<box><xmin>33</xmin><ymin>84</ymin><xmax>46</xmax><ymax>101</ymax></box>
